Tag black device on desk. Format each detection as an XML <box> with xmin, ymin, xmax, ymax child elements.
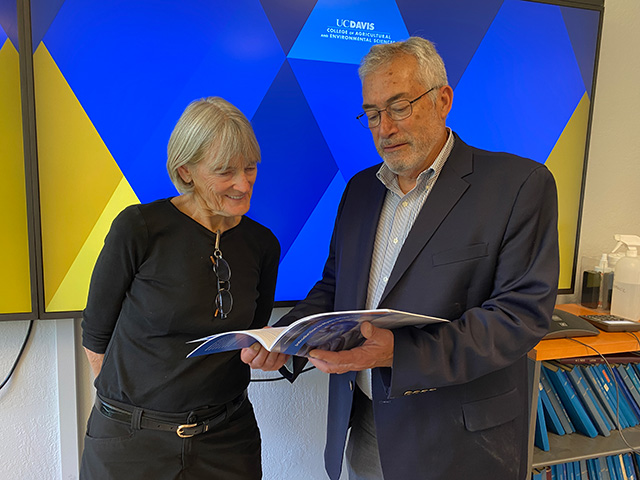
<box><xmin>543</xmin><ymin>309</ymin><xmax>600</xmax><ymax>339</ymax></box>
<box><xmin>579</xmin><ymin>313</ymin><xmax>640</xmax><ymax>332</ymax></box>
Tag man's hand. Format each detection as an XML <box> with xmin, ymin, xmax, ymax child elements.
<box><xmin>241</xmin><ymin>343</ymin><xmax>289</xmax><ymax>371</ymax></box>
<box><xmin>307</xmin><ymin>322</ymin><xmax>394</xmax><ymax>374</ymax></box>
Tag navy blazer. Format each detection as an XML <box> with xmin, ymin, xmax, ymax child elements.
<box><xmin>281</xmin><ymin>133</ymin><xmax>559</xmax><ymax>479</ymax></box>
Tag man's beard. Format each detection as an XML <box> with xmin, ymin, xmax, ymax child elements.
<box><xmin>376</xmin><ymin>134</ymin><xmax>439</xmax><ymax>176</ymax></box>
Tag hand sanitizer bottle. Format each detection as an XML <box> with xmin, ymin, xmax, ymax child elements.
<box><xmin>595</xmin><ymin>253</ymin><xmax>614</xmax><ymax>310</ymax></box>
<box><xmin>610</xmin><ymin>234</ymin><xmax>640</xmax><ymax>321</ymax></box>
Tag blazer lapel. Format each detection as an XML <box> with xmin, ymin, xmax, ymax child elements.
<box><xmin>350</xmin><ymin>173</ymin><xmax>387</xmax><ymax>309</ymax></box>
<box><xmin>379</xmin><ymin>137</ymin><xmax>473</xmax><ymax>305</ymax></box>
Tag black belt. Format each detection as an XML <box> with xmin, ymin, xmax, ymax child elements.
<box><xmin>95</xmin><ymin>390</ymin><xmax>247</xmax><ymax>438</ymax></box>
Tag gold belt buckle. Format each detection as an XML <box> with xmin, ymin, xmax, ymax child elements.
<box><xmin>176</xmin><ymin>423</ymin><xmax>198</xmax><ymax>438</ymax></box>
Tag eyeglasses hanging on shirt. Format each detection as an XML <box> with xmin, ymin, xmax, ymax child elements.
<box><xmin>211</xmin><ymin>230</ymin><xmax>233</xmax><ymax>319</ymax></box>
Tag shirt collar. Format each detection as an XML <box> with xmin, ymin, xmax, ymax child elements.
<box><xmin>376</xmin><ymin>128</ymin><xmax>454</xmax><ymax>194</ymax></box>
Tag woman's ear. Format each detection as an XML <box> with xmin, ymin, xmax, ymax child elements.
<box><xmin>177</xmin><ymin>165</ymin><xmax>192</xmax><ymax>184</ymax></box>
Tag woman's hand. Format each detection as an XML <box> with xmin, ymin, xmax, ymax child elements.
<box><xmin>240</xmin><ymin>343</ymin><xmax>289</xmax><ymax>371</ymax></box>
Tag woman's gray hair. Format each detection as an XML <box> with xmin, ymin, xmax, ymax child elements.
<box><xmin>358</xmin><ymin>37</ymin><xmax>449</xmax><ymax>103</ymax></box>
<box><xmin>167</xmin><ymin>97</ymin><xmax>260</xmax><ymax>194</ymax></box>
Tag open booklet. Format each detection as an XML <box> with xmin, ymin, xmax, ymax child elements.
<box><xmin>187</xmin><ymin>309</ymin><xmax>448</xmax><ymax>358</ymax></box>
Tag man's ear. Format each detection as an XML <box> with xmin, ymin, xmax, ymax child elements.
<box><xmin>437</xmin><ymin>85</ymin><xmax>454</xmax><ymax>119</ymax></box>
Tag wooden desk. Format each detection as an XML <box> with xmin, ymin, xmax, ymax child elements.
<box><xmin>529</xmin><ymin>304</ymin><xmax>640</xmax><ymax>361</ymax></box>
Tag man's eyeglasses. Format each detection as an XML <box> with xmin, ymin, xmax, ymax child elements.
<box><xmin>356</xmin><ymin>86</ymin><xmax>438</xmax><ymax>129</ymax></box>
<box><xmin>211</xmin><ymin>230</ymin><xmax>232</xmax><ymax>319</ymax></box>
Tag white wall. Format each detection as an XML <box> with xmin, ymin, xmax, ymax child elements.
<box><xmin>1</xmin><ymin>0</ymin><xmax>638</xmax><ymax>478</ymax></box>
<box><xmin>0</xmin><ymin>320</ymin><xmax>61</xmax><ymax>479</ymax></box>
<box><xmin>249</xmin><ymin>314</ymin><xmax>333</xmax><ymax>480</ymax></box>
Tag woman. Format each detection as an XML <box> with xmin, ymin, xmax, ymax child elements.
<box><xmin>80</xmin><ymin>97</ymin><xmax>280</xmax><ymax>479</ymax></box>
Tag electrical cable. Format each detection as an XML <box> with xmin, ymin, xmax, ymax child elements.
<box><xmin>251</xmin><ymin>365</ymin><xmax>315</xmax><ymax>382</ymax></box>
<box><xmin>0</xmin><ymin>320</ymin><xmax>34</xmax><ymax>392</ymax></box>
<box><xmin>627</xmin><ymin>331</ymin><xmax>640</xmax><ymax>351</ymax></box>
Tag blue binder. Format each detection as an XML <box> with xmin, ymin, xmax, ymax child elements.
<box><xmin>566</xmin><ymin>366</ymin><xmax>611</xmax><ymax>436</ymax></box>
<box><xmin>541</xmin><ymin>368</ymin><xmax>575</xmax><ymax>433</ymax></box>
<box><xmin>553</xmin><ymin>463</ymin><xmax>567</xmax><ymax>480</ymax></box>
<box><xmin>611</xmin><ymin>368</ymin><xmax>640</xmax><ymax>424</ymax></box>
<box><xmin>622</xmin><ymin>453</ymin><xmax>636</xmax><ymax>480</ymax></box>
<box><xmin>587</xmin><ymin>458</ymin><xmax>601</xmax><ymax>480</ymax></box>
<box><xmin>623</xmin><ymin>364</ymin><xmax>640</xmax><ymax>404</ymax></box>
<box><xmin>581</xmin><ymin>365</ymin><xmax>621</xmax><ymax>429</ymax></box>
<box><xmin>579</xmin><ymin>459</ymin><xmax>589</xmax><ymax>480</ymax></box>
<box><xmin>612</xmin><ymin>456</ymin><xmax>622</xmax><ymax>480</ymax></box>
<box><xmin>539</xmin><ymin>381</ymin><xmax>565</xmax><ymax>435</ymax></box>
<box><xmin>573</xmin><ymin>461</ymin><xmax>582</xmax><ymax>480</ymax></box>
<box><xmin>534</xmin><ymin>391</ymin><xmax>550</xmax><ymax>451</ymax></box>
<box><xmin>543</xmin><ymin>366</ymin><xmax>598</xmax><ymax>438</ymax></box>
<box><xmin>607</xmin><ymin>455</ymin><xmax>621</xmax><ymax>480</ymax></box>
<box><xmin>614</xmin><ymin>366</ymin><xmax>640</xmax><ymax>420</ymax></box>
<box><xmin>592</xmin><ymin>365</ymin><xmax>633</xmax><ymax>429</ymax></box>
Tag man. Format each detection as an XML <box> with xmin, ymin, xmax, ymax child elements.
<box><xmin>242</xmin><ymin>37</ymin><xmax>559</xmax><ymax>479</ymax></box>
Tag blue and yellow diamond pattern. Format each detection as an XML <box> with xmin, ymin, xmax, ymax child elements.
<box><xmin>27</xmin><ymin>0</ymin><xmax>599</xmax><ymax>311</ymax></box>
<box><xmin>0</xmin><ymin>20</ymin><xmax>32</xmax><ymax>314</ymax></box>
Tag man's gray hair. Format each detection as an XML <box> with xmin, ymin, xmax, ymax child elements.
<box><xmin>359</xmin><ymin>37</ymin><xmax>449</xmax><ymax>102</ymax></box>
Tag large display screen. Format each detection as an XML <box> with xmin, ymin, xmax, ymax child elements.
<box><xmin>0</xmin><ymin>1</ymin><xmax>33</xmax><ymax>317</ymax></box>
<box><xmin>32</xmin><ymin>0</ymin><xmax>601</xmax><ymax>311</ymax></box>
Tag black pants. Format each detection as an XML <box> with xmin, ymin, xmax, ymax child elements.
<box><xmin>80</xmin><ymin>397</ymin><xmax>261</xmax><ymax>480</ymax></box>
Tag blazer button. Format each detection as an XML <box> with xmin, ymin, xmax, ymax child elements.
<box><xmin>349</xmin><ymin>381</ymin><xmax>354</xmax><ymax>391</ymax></box>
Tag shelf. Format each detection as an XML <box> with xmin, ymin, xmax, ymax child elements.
<box><xmin>528</xmin><ymin>304</ymin><xmax>640</xmax><ymax>471</ymax></box>
<box><xmin>529</xmin><ymin>304</ymin><xmax>640</xmax><ymax>362</ymax></box>
<box><xmin>532</xmin><ymin>426</ymin><xmax>640</xmax><ymax>468</ymax></box>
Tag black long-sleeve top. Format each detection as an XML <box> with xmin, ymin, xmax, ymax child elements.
<box><xmin>82</xmin><ymin>198</ymin><xmax>280</xmax><ymax>412</ymax></box>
